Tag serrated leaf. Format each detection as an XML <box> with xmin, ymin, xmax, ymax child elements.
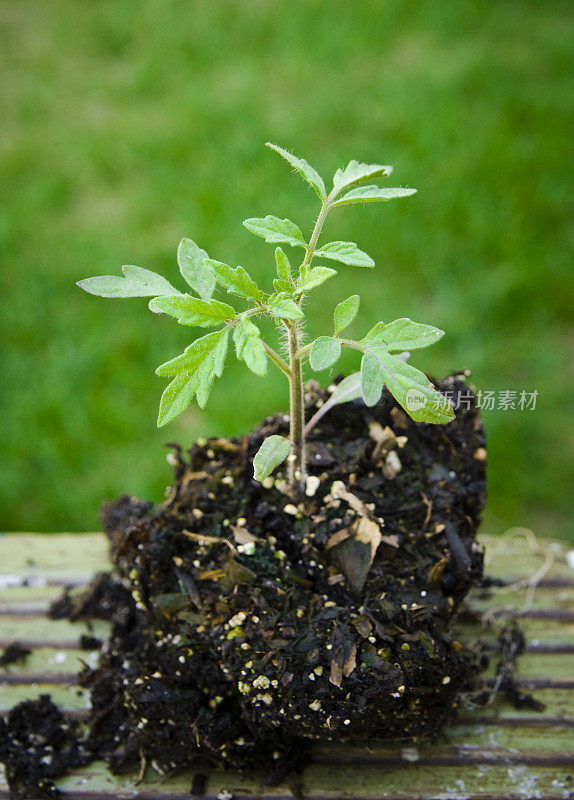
<box><xmin>155</xmin><ymin>330</ymin><xmax>225</xmax><ymax>377</ymax></box>
<box><xmin>361</xmin><ymin>318</ymin><xmax>445</xmax><ymax>351</ymax></box>
<box><xmin>361</xmin><ymin>345</ymin><xmax>454</xmax><ymax>423</ymax></box>
<box><xmin>332</xmin><ymin>161</ymin><xmax>393</xmax><ymax>195</ymax></box>
<box><xmin>243</xmin><ymin>215</ymin><xmax>306</xmax><ymax>247</ymax></box>
<box><xmin>253</xmin><ymin>435</ymin><xmax>291</xmax><ymax>482</ymax></box>
<box><xmin>273</xmin><ymin>277</ymin><xmax>291</xmax><ymax>293</ymax></box>
<box><xmin>212</xmin><ymin>329</ymin><xmax>229</xmax><ymax>377</ymax></box>
<box><xmin>316</xmin><ymin>241</ymin><xmax>374</xmax><ymax>268</ymax></box>
<box><xmin>233</xmin><ymin>318</ymin><xmax>267</xmax><ymax>376</ymax></box>
<box><xmin>195</xmin><ymin>350</ymin><xmax>217</xmax><ymax>409</ymax></box>
<box><xmin>77</xmin><ymin>265</ymin><xmax>179</xmax><ymax>298</ymax></box>
<box><xmin>332</xmin><ymin>185</ymin><xmax>417</xmax><ymax>207</ymax></box>
<box><xmin>157</xmin><ymin>372</ymin><xmax>199</xmax><ymax>428</ymax></box>
<box><xmin>295</xmin><ymin>266</ymin><xmax>337</xmax><ymax>294</ymax></box>
<box><xmin>309</xmin><ymin>336</ymin><xmax>342</xmax><ymax>372</ymax></box>
<box><xmin>265</xmin><ymin>292</ymin><xmax>304</xmax><ymax>320</ymax></box>
<box><xmin>266</xmin><ymin>142</ymin><xmax>327</xmax><ymax>201</ymax></box>
<box><xmin>177</xmin><ymin>238</ymin><xmax>216</xmax><ymax>301</ymax></box>
<box><xmin>151</xmin><ymin>295</ymin><xmax>235</xmax><ymax>327</ymax></box>
<box><xmin>274</xmin><ymin>247</ymin><xmax>293</xmax><ymax>290</ymax></box>
<box><xmin>204</xmin><ymin>259</ymin><xmax>263</xmax><ymax>303</ymax></box>
<box><xmin>334</xmin><ymin>295</ymin><xmax>360</xmax><ymax>334</ymax></box>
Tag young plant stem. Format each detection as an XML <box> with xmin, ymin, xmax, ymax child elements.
<box><xmin>285</xmin><ymin>199</ymin><xmax>332</xmax><ymax>491</ymax></box>
<box><xmin>286</xmin><ymin>320</ymin><xmax>306</xmax><ymax>491</ymax></box>
<box><xmin>262</xmin><ymin>342</ymin><xmax>291</xmax><ymax>379</ymax></box>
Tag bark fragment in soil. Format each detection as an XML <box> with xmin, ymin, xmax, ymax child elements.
<box><xmin>1</xmin><ymin>373</ymin><xmax>488</xmax><ymax>794</ymax></box>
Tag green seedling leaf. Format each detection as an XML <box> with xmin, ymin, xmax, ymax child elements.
<box><xmin>316</xmin><ymin>241</ymin><xmax>374</xmax><ymax>268</ymax></box>
<box><xmin>204</xmin><ymin>259</ymin><xmax>263</xmax><ymax>303</ymax></box>
<box><xmin>334</xmin><ymin>294</ymin><xmax>360</xmax><ymax>334</ymax></box>
<box><xmin>266</xmin><ymin>292</ymin><xmax>304</xmax><ymax>320</ymax></box>
<box><xmin>195</xmin><ymin>331</ymin><xmax>230</xmax><ymax>408</ymax></box>
<box><xmin>253</xmin><ymin>435</ymin><xmax>291</xmax><ymax>482</ymax></box>
<box><xmin>360</xmin><ymin>351</ymin><xmax>385</xmax><ymax>407</ymax></box>
<box><xmin>233</xmin><ymin>318</ymin><xmax>267</xmax><ymax>376</ymax></box>
<box><xmin>77</xmin><ymin>265</ymin><xmax>179</xmax><ymax>298</ymax></box>
<box><xmin>295</xmin><ymin>266</ymin><xmax>337</xmax><ymax>294</ymax></box>
<box><xmin>332</xmin><ymin>160</ymin><xmax>393</xmax><ymax>195</ymax></box>
<box><xmin>304</xmin><ymin>372</ymin><xmax>363</xmax><ymax>435</ymax></box>
<box><xmin>332</xmin><ymin>185</ymin><xmax>417</xmax><ymax>207</ymax></box>
<box><xmin>361</xmin><ymin>318</ymin><xmax>445</xmax><ymax>351</ymax></box>
<box><xmin>361</xmin><ymin>345</ymin><xmax>454</xmax><ymax>423</ymax></box>
<box><xmin>155</xmin><ymin>330</ymin><xmax>225</xmax><ymax>377</ymax></box>
<box><xmin>243</xmin><ymin>215</ymin><xmax>306</xmax><ymax>247</ymax></box>
<box><xmin>177</xmin><ymin>238</ymin><xmax>216</xmax><ymax>301</ymax></box>
<box><xmin>274</xmin><ymin>247</ymin><xmax>293</xmax><ymax>292</ymax></box>
<box><xmin>330</xmin><ymin>372</ymin><xmax>363</xmax><ymax>405</ymax></box>
<box><xmin>212</xmin><ymin>329</ymin><xmax>229</xmax><ymax>377</ymax></box>
<box><xmin>195</xmin><ymin>351</ymin><xmax>216</xmax><ymax>408</ymax></box>
<box><xmin>309</xmin><ymin>336</ymin><xmax>342</xmax><ymax>372</ymax></box>
<box><xmin>266</xmin><ymin>142</ymin><xmax>327</xmax><ymax>201</ymax></box>
<box><xmin>156</xmin><ymin>330</ymin><xmax>228</xmax><ymax>416</ymax></box>
<box><xmin>151</xmin><ymin>295</ymin><xmax>235</xmax><ymax>327</ymax></box>
<box><xmin>157</xmin><ymin>372</ymin><xmax>199</xmax><ymax>427</ymax></box>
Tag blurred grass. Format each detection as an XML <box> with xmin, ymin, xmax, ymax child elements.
<box><xmin>0</xmin><ymin>0</ymin><xmax>572</xmax><ymax>541</ymax></box>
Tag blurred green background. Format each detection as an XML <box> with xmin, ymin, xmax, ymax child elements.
<box><xmin>1</xmin><ymin>1</ymin><xmax>572</xmax><ymax>541</ymax></box>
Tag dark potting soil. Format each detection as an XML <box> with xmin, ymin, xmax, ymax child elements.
<box><xmin>0</xmin><ymin>695</ymin><xmax>87</xmax><ymax>799</ymax></box>
<box><xmin>1</xmin><ymin>373</ymin><xmax>488</xmax><ymax>794</ymax></box>
<box><xmin>0</xmin><ymin>643</ymin><xmax>31</xmax><ymax>668</ymax></box>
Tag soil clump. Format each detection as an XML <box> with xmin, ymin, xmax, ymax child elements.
<box><xmin>1</xmin><ymin>374</ymin><xmax>487</xmax><ymax>794</ymax></box>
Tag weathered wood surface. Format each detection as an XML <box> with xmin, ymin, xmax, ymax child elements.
<box><xmin>0</xmin><ymin>532</ymin><xmax>573</xmax><ymax>799</ymax></box>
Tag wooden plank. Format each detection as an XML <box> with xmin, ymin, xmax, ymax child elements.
<box><xmin>1</xmin><ymin>648</ymin><xmax>572</xmax><ymax>688</ymax></box>
<box><xmin>1</xmin><ymin>532</ymin><xmax>573</xmax><ymax>799</ymax></box>
<box><xmin>2</xmin><ymin>584</ymin><xmax>573</xmax><ymax>618</ymax></box>
<box><xmin>0</xmin><ymin>532</ymin><xmax>571</xmax><ymax>584</ymax></box>
<box><xmin>0</xmin><ymin>533</ymin><xmax>108</xmax><ymax>584</ymax></box>
<box><xmin>2</xmin><ymin>616</ymin><xmax>571</xmax><ymax>652</ymax></box>
<box><xmin>2</xmin><ymin>759</ymin><xmax>573</xmax><ymax>800</ymax></box>
<box><xmin>0</xmin><ymin>682</ymin><xmax>91</xmax><ymax>710</ymax></box>
<box><xmin>1</xmin><ymin>686</ymin><xmax>571</xmax><ymax>725</ymax></box>
<box><xmin>0</xmin><ymin>616</ymin><xmax>111</xmax><ymax>645</ymax></box>
<box><xmin>0</xmin><ymin>647</ymin><xmax>100</xmax><ymax>677</ymax></box>
<box><xmin>480</xmin><ymin>533</ymin><xmax>574</xmax><ymax>581</ymax></box>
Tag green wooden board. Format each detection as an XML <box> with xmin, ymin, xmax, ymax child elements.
<box><xmin>1</xmin><ymin>532</ymin><xmax>573</xmax><ymax>799</ymax></box>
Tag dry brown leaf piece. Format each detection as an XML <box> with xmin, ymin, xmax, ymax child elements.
<box><xmin>330</xmin><ymin>658</ymin><xmax>343</xmax><ymax>688</ymax></box>
<box><xmin>230</xmin><ymin>525</ymin><xmax>259</xmax><ymax>546</ymax></box>
<box><xmin>331</xmin><ymin>517</ymin><xmax>382</xmax><ymax>596</ymax></box>
<box><xmin>181</xmin><ymin>530</ymin><xmax>235</xmax><ymax>551</ymax></box>
<box><xmin>352</xmin><ymin>615</ymin><xmax>373</xmax><ymax>638</ymax></box>
<box><xmin>427</xmin><ymin>556</ymin><xmax>449</xmax><ymax>586</ymax></box>
<box><xmin>325</xmin><ymin>529</ymin><xmax>351</xmax><ymax>550</ymax></box>
<box><xmin>368</xmin><ymin>422</ymin><xmax>399</xmax><ymax>463</ymax></box>
<box><xmin>343</xmin><ymin>643</ymin><xmax>357</xmax><ymax>677</ymax></box>
<box><xmin>329</xmin><ymin>624</ymin><xmax>357</xmax><ymax>687</ymax></box>
<box><xmin>330</xmin><ymin>480</ymin><xmax>370</xmax><ymax>517</ymax></box>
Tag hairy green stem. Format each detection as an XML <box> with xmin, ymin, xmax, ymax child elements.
<box><xmin>293</xmin><ymin>341</ymin><xmax>313</xmax><ymax>361</ymax></box>
<box><xmin>286</xmin><ymin>321</ymin><xmax>306</xmax><ymax>491</ymax></box>
<box><xmin>262</xmin><ymin>341</ymin><xmax>291</xmax><ymax>378</ymax></box>
<box><xmin>302</xmin><ymin>201</ymin><xmax>330</xmax><ymax>271</ymax></box>
<box><xmin>284</xmin><ymin>199</ymin><xmax>333</xmax><ymax>491</ymax></box>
